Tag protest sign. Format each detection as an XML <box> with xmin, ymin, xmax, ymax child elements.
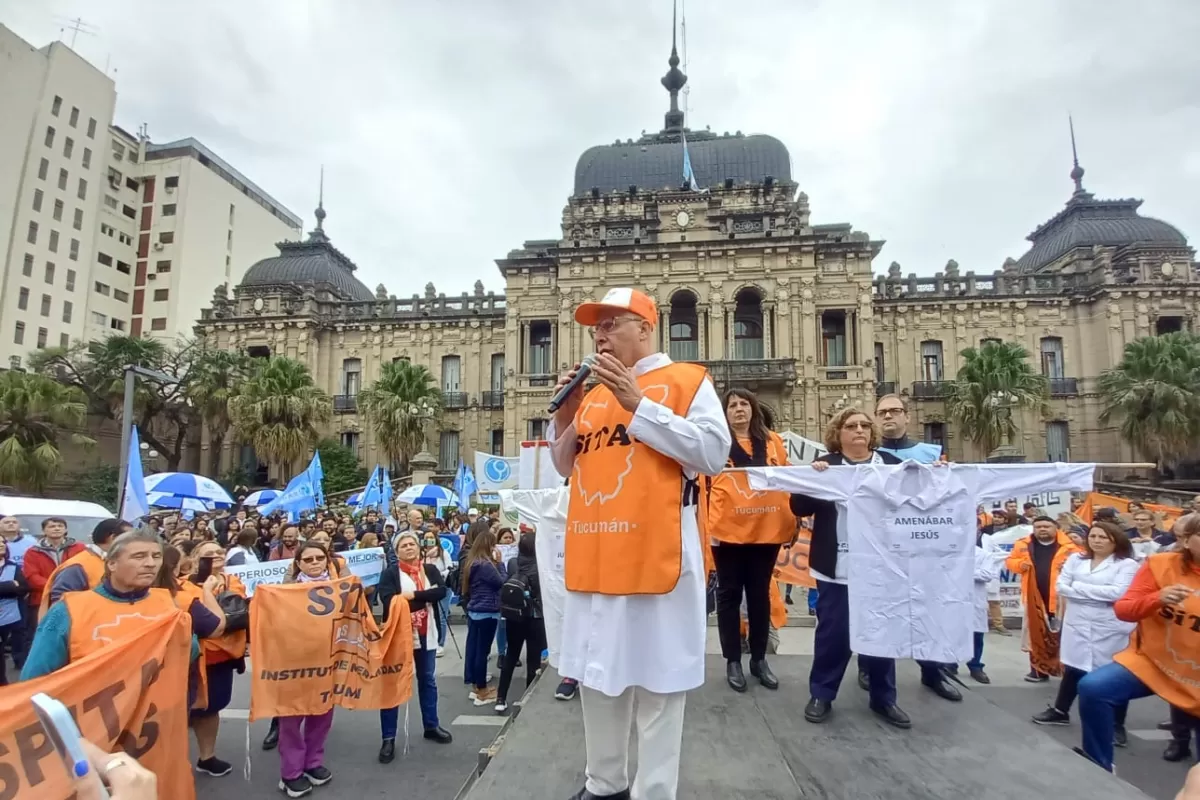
<box><xmin>0</xmin><ymin>612</ymin><xmax>194</xmax><ymax>800</ymax></box>
<box><xmin>226</xmin><ymin>547</ymin><xmax>385</xmax><ymax>596</ymax></box>
<box><xmin>475</xmin><ymin>452</ymin><xmax>519</xmax><ymax>492</ymax></box>
<box><xmin>249</xmin><ymin>577</ymin><xmax>413</xmax><ymax>720</ymax></box>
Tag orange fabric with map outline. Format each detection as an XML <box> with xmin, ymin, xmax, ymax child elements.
<box><xmin>707</xmin><ymin>432</ymin><xmax>795</xmax><ymax>545</ymax></box>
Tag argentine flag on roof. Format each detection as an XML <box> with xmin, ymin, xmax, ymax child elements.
<box><xmin>682</xmin><ymin>130</ymin><xmax>699</xmax><ymax>192</ymax></box>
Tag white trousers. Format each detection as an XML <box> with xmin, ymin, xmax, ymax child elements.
<box><xmin>580</xmin><ymin>685</ymin><xmax>686</xmax><ymax>800</ymax></box>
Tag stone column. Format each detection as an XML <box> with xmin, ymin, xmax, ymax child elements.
<box><xmin>726</xmin><ymin>303</ymin><xmax>737</xmax><ymax>358</ymax></box>
<box><xmin>661</xmin><ymin>305</ymin><xmax>672</xmax><ymax>355</ymax></box>
<box><xmin>698</xmin><ymin>309</ymin><xmax>708</xmax><ymax>359</ymax></box>
<box><xmin>411</xmin><ymin>449</ymin><xmax>438</xmax><ymax>485</ymax></box>
<box><xmin>762</xmin><ymin>302</ymin><xmax>775</xmax><ymax>359</ymax></box>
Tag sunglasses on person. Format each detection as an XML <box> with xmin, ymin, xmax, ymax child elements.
<box><xmin>300</xmin><ymin>554</ymin><xmax>327</xmax><ymax>564</ymax></box>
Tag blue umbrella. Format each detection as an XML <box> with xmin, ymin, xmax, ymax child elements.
<box><xmin>142</xmin><ymin>472</ymin><xmax>235</xmax><ymax>507</ymax></box>
<box><xmin>397</xmin><ymin>483</ymin><xmax>458</xmax><ymax>507</ymax></box>
<box><xmin>147</xmin><ymin>492</ymin><xmax>213</xmax><ymax>513</ymax></box>
<box><xmin>243</xmin><ymin>489</ymin><xmax>281</xmax><ymax>507</ymax></box>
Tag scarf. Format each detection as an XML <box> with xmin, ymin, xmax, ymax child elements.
<box><xmin>399</xmin><ymin>558</ymin><xmax>429</xmax><ymax>638</ymax></box>
<box><xmin>296</xmin><ymin>570</ymin><xmax>329</xmax><ymax>583</ymax></box>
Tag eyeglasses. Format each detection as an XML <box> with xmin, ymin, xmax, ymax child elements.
<box><xmin>588</xmin><ymin>316</ymin><xmax>639</xmax><ymax>337</ymax></box>
<box><xmin>842</xmin><ymin>421</ymin><xmax>873</xmax><ymax>431</ymax></box>
<box><xmin>877</xmin><ymin>407</ymin><xmax>906</xmax><ymax>417</ymax></box>
<box><xmin>300</xmin><ymin>555</ymin><xmax>327</xmax><ymax>564</ymax></box>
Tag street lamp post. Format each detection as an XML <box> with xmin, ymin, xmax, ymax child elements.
<box><xmin>117</xmin><ymin>364</ymin><xmax>178</xmax><ymax>514</ymax></box>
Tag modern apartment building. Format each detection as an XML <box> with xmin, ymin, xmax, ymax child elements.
<box><xmin>0</xmin><ymin>25</ymin><xmax>301</xmax><ymax>364</ymax></box>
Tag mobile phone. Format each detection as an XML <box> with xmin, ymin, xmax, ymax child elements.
<box><xmin>192</xmin><ymin>556</ymin><xmax>214</xmax><ymax>584</ymax></box>
<box><xmin>31</xmin><ymin>692</ymin><xmax>109</xmax><ymax>799</ymax></box>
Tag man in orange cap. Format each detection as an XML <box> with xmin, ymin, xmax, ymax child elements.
<box><xmin>547</xmin><ymin>287</ymin><xmax>730</xmax><ymax>800</ymax></box>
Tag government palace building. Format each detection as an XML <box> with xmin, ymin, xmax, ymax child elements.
<box><xmin>195</xmin><ymin>45</ymin><xmax>1198</xmax><ymax>480</ymax></box>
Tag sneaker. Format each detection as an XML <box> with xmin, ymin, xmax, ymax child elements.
<box><xmin>1114</xmin><ymin>724</ymin><xmax>1128</xmax><ymax>748</ymax></box>
<box><xmin>1032</xmin><ymin>707</ymin><xmax>1070</xmax><ymax>726</ymax></box>
<box><xmin>303</xmin><ymin>766</ymin><xmax>332</xmax><ymax>786</ymax></box>
<box><xmin>279</xmin><ymin>776</ymin><xmax>313</xmax><ymax>798</ymax></box>
<box><xmin>555</xmin><ymin>678</ymin><xmax>578</xmax><ymax>700</ymax></box>
<box><xmin>473</xmin><ymin>687</ymin><xmax>497</xmax><ymax>706</ymax></box>
<box><xmin>495</xmin><ymin>700</ymin><xmax>509</xmax><ymax>713</ymax></box>
<box><xmin>436</xmin><ymin>646</ymin><xmax>445</xmax><ymax>658</ymax></box>
<box><xmin>195</xmin><ymin>756</ymin><xmax>232</xmax><ymax>777</ymax></box>
<box><xmin>1024</xmin><ymin>670</ymin><xmax>1049</xmax><ymax>683</ymax></box>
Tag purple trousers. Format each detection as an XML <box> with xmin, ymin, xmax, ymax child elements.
<box><xmin>278</xmin><ymin>710</ymin><xmax>334</xmax><ymax>780</ymax></box>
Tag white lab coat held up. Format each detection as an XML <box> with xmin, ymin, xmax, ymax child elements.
<box><xmin>1056</xmin><ymin>553</ymin><xmax>1139</xmax><ymax>673</ymax></box>
<box><xmin>973</xmin><ymin>537</ymin><xmax>1000</xmax><ymax>634</ymax></box>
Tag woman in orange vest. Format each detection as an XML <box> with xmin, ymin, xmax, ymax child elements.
<box><xmin>187</xmin><ymin>540</ymin><xmax>248</xmax><ymax>779</ymax></box>
<box><xmin>1076</xmin><ymin>513</ymin><xmax>1200</xmax><ymax>772</ymax></box>
<box><xmin>707</xmin><ymin>387</ymin><xmax>796</xmax><ymax>693</ymax></box>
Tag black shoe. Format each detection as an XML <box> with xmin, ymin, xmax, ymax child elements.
<box><xmin>857</xmin><ymin>671</ymin><xmax>870</xmax><ymax>691</ymax></box>
<box><xmin>567</xmin><ymin>788</ymin><xmax>631</xmax><ymax>800</ymax></box>
<box><xmin>807</xmin><ymin>607</ymin><xmax>816</xmax><ymax>616</ymax></box>
<box><xmin>785</xmin><ymin>595</ymin><xmax>794</xmax><ymax>605</ymax></box>
<box><xmin>749</xmin><ymin>659</ymin><xmax>779</xmax><ymax>690</ymax></box>
<box><xmin>303</xmin><ymin>766</ymin><xmax>332</xmax><ymax>786</ymax></box>
<box><xmin>969</xmin><ymin>668</ymin><xmax>990</xmax><ymax>684</ymax></box>
<box><xmin>424</xmin><ymin>726</ymin><xmax>453</xmax><ymax>744</ymax></box>
<box><xmin>804</xmin><ymin>697</ymin><xmax>832</xmax><ymax>723</ymax></box>
<box><xmin>923</xmin><ymin>677</ymin><xmax>962</xmax><ymax>702</ymax></box>
<box><xmin>555</xmin><ymin>679</ymin><xmax>578</xmax><ymax>700</ymax></box>
<box><xmin>378</xmin><ymin>738</ymin><xmax>396</xmax><ymax>764</ymax></box>
<box><xmin>262</xmin><ymin>719</ymin><xmax>279</xmax><ymax>751</ymax></box>
<box><xmin>1164</xmin><ymin>740</ymin><xmax>1193</xmax><ymax>762</ymax></box>
<box><xmin>1114</xmin><ymin>724</ymin><xmax>1128</xmax><ymax>748</ymax></box>
<box><xmin>726</xmin><ymin>661</ymin><xmax>747</xmax><ymax>693</ymax></box>
<box><xmin>279</xmin><ymin>776</ymin><xmax>313</xmax><ymax>798</ymax></box>
<box><xmin>1032</xmin><ymin>706</ymin><xmax>1070</xmax><ymax>726</ymax></box>
<box><xmin>870</xmin><ymin>703</ymin><xmax>912</xmax><ymax>729</ymax></box>
<box><xmin>195</xmin><ymin>756</ymin><xmax>232</xmax><ymax>777</ymax></box>
<box><xmin>1024</xmin><ymin>670</ymin><xmax>1049</xmax><ymax>683</ymax></box>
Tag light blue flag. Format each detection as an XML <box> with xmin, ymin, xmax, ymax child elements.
<box><xmin>356</xmin><ymin>465</ymin><xmax>382</xmax><ymax>515</ymax></box>
<box><xmin>259</xmin><ymin>466</ymin><xmax>317</xmax><ymax>516</ymax></box>
<box><xmin>121</xmin><ymin>426</ymin><xmax>150</xmax><ymax>522</ymax></box>
<box><xmin>306</xmin><ymin>452</ymin><xmax>325</xmax><ymax>507</ymax></box>
<box><xmin>682</xmin><ymin>130</ymin><xmax>699</xmax><ymax>192</ymax></box>
<box><xmin>453</xmin><ymin>461</ymin><xmax>478</xmax><ymax>513</ymax></box>
<box><xmin>380</xmin><ymin>467</ymin><xmax>392</xmax><ymax>518</ymax></box>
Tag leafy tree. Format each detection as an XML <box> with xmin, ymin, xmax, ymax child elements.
<box><xmin>229</xmin><ymin>357</ymin><xmax>331</xmax><ymax>477</ymax></box>
<box><xmin>316</xmin><ymin>438</ymin><xmax>368</xmax><ymax>495</ymax></box>
<box><xmin>944</xmin><ymin>341</ymin><xmax>1049</xmax><ymax>457</ymax></box>
<box><xmin>70</xmin><ymin>463</ymin><xmax>119</xmax><ymax>511</ymax></box>
<box><xmin>29</xmin><ymin>336</ymin><xmax>198</xmax><ymax>471</ymax></box>
<box><xmin>0</xmin><ymin>370</ymin><xmax>94</xmax><ymax>493</ymax></box>
<box><xmin>185</xmin><ymin>348</ymin><xmax>253</xmax><ymax>476</ymax></box>
<box><xmin>1098</xmin><ymin>332</ymin><xmax>1200</xmax><ymax>470</ymax></box>
<box><xmin>358</xmin><ymin>360</ymin><xmax>441</xmax><ymax>474</ymax></box>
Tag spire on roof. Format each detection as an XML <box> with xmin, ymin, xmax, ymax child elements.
<box><xmin>1068</xmin><ymin>115</ymin><xmax>1087</xmax><ymax>197</ymax></box>
<box><xmin>661</xmin><ymin>0</ymin><xmax>687</xmax><ymax>133</ymax></box>
<box><xmin>307</xmin><ymin>166</ymin><xmax>329</xmax><ymax>243</ymax></box>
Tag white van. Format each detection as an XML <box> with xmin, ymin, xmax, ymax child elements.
<box><xmin>0</xmin><ymin>496</ymin><xmax>113</xmax><ymax>544</ymax></box>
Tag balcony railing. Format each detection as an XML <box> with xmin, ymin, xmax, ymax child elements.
<box><xmin>911</xmin><ymin>381</ymin><xmax>950</xmax><ymax>400</ymax></box>
<box><xmin>526</xmin><ymin>374</ymin><xmax>554</xmax><ymax>387</ymax></box>
<box><xmin>480</xmin><ymin>390</ymin><xmax>505</xmax><ymax>409</ymax></box>
<box><xmin>333</xmin><ymin>394</ymin><xmax>357</xmax><ymax>413</ymax></box>
<box><xmin>875</xmin><ymin>381</ymin><xmax>896</xmax><ymax>398</ymax></box>
<box><xmin>696</xmin><ymin>359</ymin><xmax>796</xmax><ymax>385</ymax></box>
<box><xmin>442</xmin><ymin>392</ymin><xmax>468</xmax><ymax>410</ymax></box>
<box><xmin>1048</xmin><ymin>377</ymin><xmax>1079</xmax><ymax>397</ymax></box>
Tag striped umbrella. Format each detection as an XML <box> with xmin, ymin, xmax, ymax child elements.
<box><xmin>243</xmin><ymin>489</ymin><xmax>281</xmax><ymax>507</ymax></box>
<box><xmin>396</xmin><ymin>483</ymin><xmax>458</xmax><ymax>508</ymax></box>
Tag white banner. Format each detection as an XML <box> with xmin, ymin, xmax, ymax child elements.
<box><xmin>226</xmin><ymin>547</ymin><xmax>386</xmax><ymax>596</ymax></box>
<box><xmin>519</xmin><ymin>441</ymin><xmax>564</xmax><ymax>489</ymax></box>
<box><xmin>780</xmin><ymin>431</ymin><xmax>827</xmax><ymax>464</ymax></box>
<box><xmin>983</xmin><ymin>489</ymin><xmax>1071</xmax><ymax>521</ymax></box>
<box><xmin>475</xmin><ymin>452</ymin><xmax>519</xmax><ymax>492</ymax></box>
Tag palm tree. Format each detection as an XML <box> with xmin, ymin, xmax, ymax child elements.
<box><xmin>944</xmin><ymin>340</ymin><xmax>1049</xmax><ymax>457</ymax></box>
<box><xmin>358</xmin><ymin>360</ymin><xmax>442</xmax><ymax>474</ymax></box>
<box><xmin>0</xmin><ymin>370</ymin><xmax>94</xmax><ymax>493</ymax></box>
<box><xmin>1098</xmin><ymin>332</ymin><xmax>1200</xmax><ymax>470</ymax></box>
<box><xmin>186</xmin><ymin>348</ymin><xmax>252</xmax><ymax>476</ymax></box>
<box><xmin>228</xmin><ymin>357</ymin><xmax>332</xmax><ymax>478</ymax></box>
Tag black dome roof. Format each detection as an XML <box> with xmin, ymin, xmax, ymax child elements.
<box><xmin>574</xmin><ymin>132</ymin><xmax>791</xmax><ymax>196</ymax></box>
<box><xmin>239</xmin><ymin>212</ymin><xmax>374</xmax><ymax>301</ymax></box>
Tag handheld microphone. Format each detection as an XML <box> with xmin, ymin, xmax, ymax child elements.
<box><xmin>548</xmin><ymin>354</ymin><xmax>598</xmax><ymax>413</ymax></box>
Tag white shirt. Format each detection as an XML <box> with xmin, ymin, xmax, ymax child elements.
<box><xmin>546</xmin><ymin>352</ymin><xmax>730</xmax><ymax>697</ymax></box>
<box><xmin>749</xmin><ymin>462</ymin><xmax>1094</xmax><ymax>663</ymax></box>
<box><xmin>973</xmin><ymin>538</ymin><xmax>1000</xmax><ymax>633</ymax></box>
<box><xmin>500</xmin><ymin>487</ymin><xmax>569</xmax><ymax>667</ymax></box>
<box><xmin>1057</xmin><ymin>553</ymin><xmax>1139</xmax><ymax>672</ymax></box>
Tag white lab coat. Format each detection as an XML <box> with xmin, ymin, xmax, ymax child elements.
<box><xmin>749</xmin><ymin>462</ymin><xmax>1095</xmax><ymax>663</ymax></box>
<box><xmin>499</xmin><ymin>487</ymin><xmax>569</xmax><ymax>667</ymax></box>
<box><xmin>1056</xmin><ymin>553</ymin><xmax>1139</xmax><ymax>673</ymax></box>
<box><xmin>546</xmin><ymin>352</ymin><xmax>730</xmax><ymax>697</ymax></box>
<box><xmin>973</xmin><ymin>538</ymin><xmax>1000</xmax><ymax>633</ymax></box>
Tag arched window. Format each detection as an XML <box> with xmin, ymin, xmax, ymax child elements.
<box><xmin>668</xmin><ymin>291</ymin><xmax>699</xmax><ymax>361</ymax></box>
<box><xmin>733</xmin><ymin>288</ymin><xmax>764</xmax><ymax>359</ymax></box>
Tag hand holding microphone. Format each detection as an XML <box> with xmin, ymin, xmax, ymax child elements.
<box><xmin>549</xmin><ymin>354</ymin><xmax>597</xmax><ymax>426</ymax></box>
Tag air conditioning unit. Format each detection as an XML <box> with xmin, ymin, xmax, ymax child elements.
<box><xmin>146</xmin><ymin>273</ymin><xmax>156</xmax><ymax>280</ymax></box>
<box><xmin>152</xmin><ymin>242</ymin><xmax>164</xmax><ymax>251</ymax></box>
<box><xmin>165</xmin><ymin>185</ymin><xmax>175</xmax><ymax>194</ymax></box>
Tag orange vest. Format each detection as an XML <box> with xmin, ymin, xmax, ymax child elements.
<box><xmin>39</xmin><ymin>548</ymin><xmax>106</xmax><ymax>619</ymax></box>
<box><xmin>1114</xmin><ymin>553</ymin><xmax>1200</xmax><ymax>716</ymax></box>
<box><xmin>202</xmin><ymin>573</ymin><xmax>248</xmax><ymax>664</ymax></box>
<box><xmin>64</xmin><ymin>587</ymin><xmax>182</xmax><ymax>663</ymax></box>
<box><xmin>564</xmin><ymin>362</ymin><xmax>710</xmax><ymax>595</ymax></box>
<box><xmin>707</xmin><ymin>433</ymin><xmax>795</xmax><ymax>546</ymax></box>
<box><xmin>1007</xmin><ymin>531</ymin><xmax>1079</xmax><ymax>613</ymax></box>
<box><xmin>174</xmin><ymin>580</ymin><xmax>210</xmax><ymax>710</ymax></box>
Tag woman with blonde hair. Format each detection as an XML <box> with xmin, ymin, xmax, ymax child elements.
<box><xmin>792</xmin><ymin>407</ymin><xmax>908</xmax><ymax>728</ymax></box>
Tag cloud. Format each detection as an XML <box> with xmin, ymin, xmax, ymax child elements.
<box><xmin>3</xmin><ymin>0</ymin><xmax>1196</xmax><ymax>295</ymax></box>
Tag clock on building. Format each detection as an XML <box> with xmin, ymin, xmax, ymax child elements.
<box><xmin>676</xmin><ymin>210</ymin><xmax>691</xmax><ymax>228</ymax></box>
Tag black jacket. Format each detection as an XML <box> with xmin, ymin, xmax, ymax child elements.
<box><xmin>506</xmin><ymin>553</ymin><xmax>542</xmax><ymax>616</ymax></box>
<box><xmin>788</xmin><ymin>450</ymin><xmax>902</xmax><ymax>581</ymax></box>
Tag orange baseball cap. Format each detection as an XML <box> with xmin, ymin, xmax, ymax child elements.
<box><xmin>574</xmin><ymin>288</ymin><xmax>658</xmax><ymax>327</ymax></box>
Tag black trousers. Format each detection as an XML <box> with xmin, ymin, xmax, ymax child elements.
<box><xmin>713</xmin><ymin>543</ymin><xmax>780</xmax><ymax>662</ymax></box>
<box><xmin>497</xmin><ymin>616</ymin><xmax>547</xmax><ymax>703</ymax></box>
<box><xmin>1057</xmin><ymin>665</ymin><xmax>1127</xmax><ymax>724</ymax></box>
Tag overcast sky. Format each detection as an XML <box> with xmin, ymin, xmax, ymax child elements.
<box><xmin>4</xmin><ymin>1</ymin><xmax>1198</xmax><ymax>296</ymax></box>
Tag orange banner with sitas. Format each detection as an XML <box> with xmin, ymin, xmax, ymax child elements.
<box><xmin>249</xmin><ymin>576</ymin><xmax>414</xmax><ymax>721</ymax></box>
<box><xmin>776</xmin><ymin>531</ymin><xmax>817</xmax><ymax>589</ymax></box>
<box><xmin>0</xmin><ymin>611</ymin><xmax>195</xmax><ymax>800</ymax></box>
<box><xmin>1077</xmin><ymin>492</ymin><xmax>1184</xmax><ymax>530</ymax></box>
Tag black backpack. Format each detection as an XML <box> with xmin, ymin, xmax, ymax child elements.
<box><xmin>499</xmin><ymin>566</ymin><xmax>533</xmax><ymax>621</ymax></box>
